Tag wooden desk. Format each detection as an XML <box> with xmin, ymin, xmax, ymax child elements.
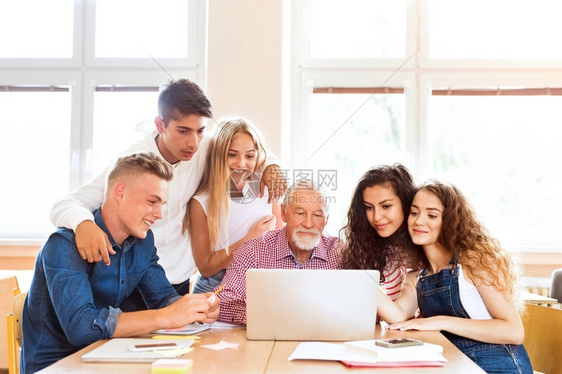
<box><xmin>521</xmin><ymin>290</ymin><xmax>558</xmax><ymax>306</ymax></box>
<box><xmin>37</xmin><ymin>326</ymin><xmax>485</xmax><ymax>373</ymax></box>
<box><xmin>36</xmin><ymin>328</ymin><xmax>272</xmax><ymax>374</ymax></box>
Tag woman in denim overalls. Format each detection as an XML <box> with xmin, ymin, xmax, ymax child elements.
<box><xmin>377</xmin><ymin>181</ymin><xmax>532</xmax><ymax>374</ymax></box>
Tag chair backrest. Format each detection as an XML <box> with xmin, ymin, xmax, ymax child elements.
<box><xmin>550</xmin><ymin>268</ymin><xmax>562</xmax><ymax>303</ymax></box>
<box><xmin>1</xmin><ymin>275</ymin><xmax>19</xmax><ymax>370</ymax></box>
<box><xmin>522</xmin><ymin>303</ymin><xmax>562</xmax><ymax>374</ymax></box>
<box><xmin>7</xmin><ymin>289</ymin><xmax>25</xmax><ymax>374</ymax></box>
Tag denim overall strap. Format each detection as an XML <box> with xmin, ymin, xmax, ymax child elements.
<box><xmin>416</xmin><ymin>259</ymin><xmax>532</xmax><ymax>374</ymax></box>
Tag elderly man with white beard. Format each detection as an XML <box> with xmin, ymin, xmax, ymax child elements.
<box><xmin>216</xmin><ymin>181</ymin><xmax>342</xmax><ymax>325</ymax></box>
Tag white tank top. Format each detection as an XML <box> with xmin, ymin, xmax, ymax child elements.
<box><xmin>457</xmin><ymin>264</ymin><xmax>492</xmax><ymax>319</ymax></box>
<box><xmin>193</xmin><ymin>183</ymin><xmax>272</xmax><ymax>251</ymax></box>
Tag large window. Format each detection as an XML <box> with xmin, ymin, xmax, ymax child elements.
<box><xmin>0</xmin><ymin>0</ymin><xmax>205</xmax><ymax>241</ymax></box>
<box><xmin>308</xmin><ymin>0</ymin><xmax>406</xmax><ymax>60</ymax></box>
<box><xmin>305</xmin><ymin>88</ymin><xmax>408</xmax><ymax>232</ymax></box>
<box><xmin>427</xmin><ymin>0</ymin><xmax>562</xmax><ymax>60</ymax></box>
<box><xmin>92</xmin><ymin>87</ymin><xmax>160</xmax><ymax>176</ymax></box>
<box><xmin>0</xmin><ymin>1</ymin><xmax>74</xmax><ymax>58</ymax></box>
<box><xmin>0</xmin><ymin>88</ymin><xmax>71</xmax><ymax>238</ymax></box>
<box><xmin>426</xmin><ymin>88</ymin><xmax>562</xmax><ymax>250</ymax></box>
<box><xmin>293</xmin><ymin>0</ymin><xmax>562</xmax><ymax>252</ymax></box>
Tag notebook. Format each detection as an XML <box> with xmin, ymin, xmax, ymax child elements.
<box><xmin>81</xmin><ymin>338</ymin><xmax>194</xmax><ymax>362</ymax></box>
<box><xmin>246</xmin><ymin>269</ymin><xmax>379</xmax><ymax>341</ymax></box>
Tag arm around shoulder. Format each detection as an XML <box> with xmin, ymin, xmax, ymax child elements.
<box><xmin>51</xmin><ymin>170</ymin><xmax>114</xmax><ymax>264</ymax></box>
<box><xmin>50</xmin><ymin>171</ymin><xmax>107</xmax><ymax>230</ymax></box>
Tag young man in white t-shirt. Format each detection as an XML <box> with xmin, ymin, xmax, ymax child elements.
<box><xmin>50</xmin><ymin>79</ymin><xmax>285</xmax><ymax>309</ymax></box>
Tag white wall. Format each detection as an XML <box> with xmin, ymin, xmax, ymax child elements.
<box><xmin>207</xmin><ymin>0</ymin><xmax>284</xmax><ymax>159</ymax></box>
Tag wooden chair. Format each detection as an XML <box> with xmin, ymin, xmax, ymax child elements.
<box><xmin>522</xmin><ymin>303</ymin><xmax>562</xmax><ymax>374</ymax></box>
<box><xmin>6</xmin><ymin>288</ymin><xmax>25</xmax><ymax>374</ymax></box>
<box><xmin>1</xmin><ymin>275</ymin><xmax>19</xmax><ymax>372</ymax></box>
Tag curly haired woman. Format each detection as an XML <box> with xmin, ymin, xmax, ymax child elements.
<box><xmin>340</xmin><ymin>164</ymin><xmax>422</xmax><ymax>300</ymax></box>
<box><xmin>377</xmin><ymin>180</ymin><xmax>532</xmax><ymax>374</ymax></box>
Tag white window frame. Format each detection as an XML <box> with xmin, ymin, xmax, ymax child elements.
<box><xmin>417</xmin><ymin>72</ymin><xmax>562</xmax><ymax>181</ymax></box>
<box><xmin>290</xmin><ymin>71</ymin><xmax>416</xmax><ymax>169</ymax></box>
<box><xmin>0</xmin><ymin>0</ymin><xmax>206</xmax><ymax>242</ymax></box>
<box><xmin>418</xmin><ymin>0</ymin><xmax>562</xmax><ymax>70</ymax></box>
<box><xmin>291</xmin><ymin>0</ymin><xmax>562</xmax><ymax>253</ymax></box>
<box><xmin>297</xmin><ymin>0</ymin><xmax>417</xmax><ymax>70</ymax></box>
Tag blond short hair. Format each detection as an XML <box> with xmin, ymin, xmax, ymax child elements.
<box><xmin>107</xmin><ymin>151</ymin><xmax>173</xmax><ymax>186</ymax></box>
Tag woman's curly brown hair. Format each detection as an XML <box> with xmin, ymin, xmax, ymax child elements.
<box><xmin>418</xmin><ymin>180</ymin><xmax>521</xmax><ymax>298</ymax></box>
<box><xmin>339</xmin><ymin>164</ymin><xmax>424</xmax><ymax>278</ymax></box>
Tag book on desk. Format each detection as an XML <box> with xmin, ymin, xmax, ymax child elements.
<box><xmin>288</xmin><ymin>339</ymin><xmax>447</xmax><ymax>368</ymax></box>
<box><xmin>81</xmin><ymin>338</ymin><xmax>195</xmax><ymax>362</ymax></box>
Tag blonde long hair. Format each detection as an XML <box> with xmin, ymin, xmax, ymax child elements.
<box><xmin>183</xmin><ymin>117</ymin><xmax>267</xmax><ymax>250</ymax></box>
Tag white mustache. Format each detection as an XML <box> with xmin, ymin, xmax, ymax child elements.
<box><xmin>294</xmin><ymin>228</ymin><xmax>320</xmax><ymax>235</ymax></box>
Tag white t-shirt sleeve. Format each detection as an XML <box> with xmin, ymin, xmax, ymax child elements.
<box><xmin>49</xmin><ymin>168</ymin><xmax>108</xmax><ymax>231</ymax></box>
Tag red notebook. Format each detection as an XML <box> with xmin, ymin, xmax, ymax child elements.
<box><xmin>341</xmin><ymin>360</ymin><xmax>445</xmax><ymax>368</ymax></box>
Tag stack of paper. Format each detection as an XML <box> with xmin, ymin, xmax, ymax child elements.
<box><xmin>288</xmin><ymin>340</ymin><xmax>447</xmax><ymax>368</ymax></box>
<box><xmin>154</xmin><ymin>322</ymin><xmax>210</xmax><ymax>335</ymax></box>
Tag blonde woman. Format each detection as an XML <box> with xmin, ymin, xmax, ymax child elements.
<box><xmin>376</xmin><ymin>180</ymin><xmax>532</xmax><ymax>374</ymax></box>
<box><xmin>184</xmin><ymin>117</ymin><xmax>283</xmax><ymax>293</ymax></box>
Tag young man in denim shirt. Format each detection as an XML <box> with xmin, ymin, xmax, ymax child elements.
<box><xmin>21</xmin><ymin>152</ymin><xmax>220</xmax><ymax>374</ymax></box>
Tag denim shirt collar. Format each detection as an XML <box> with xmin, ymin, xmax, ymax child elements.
<box><xmin>93</xmin><ymin>208</ymin><xmax>137</xmax><ymax>253</ymax></box>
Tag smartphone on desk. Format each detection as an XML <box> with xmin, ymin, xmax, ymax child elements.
<box><xmin>375</xmin><ymin>338</ymin><xmax>424</xmax><ymax>348</ymax></box>
<box><xmin>129</xmin><ymin>342</ymin><xmax>180</xmax><ymax>352</ymax></box>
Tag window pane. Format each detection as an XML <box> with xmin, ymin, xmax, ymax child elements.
<box><xmin>307</xmin><ymin>93</ymin><xmax>407</xmax><ymax>235</ymax></box>
<box><xmin>309</xmin><ymin>0</ymin><xmax>406</xmax><ymax>59</ymax></box>
<box><xmin>0</xmin><ymin>0</ymin><xmax>74</xmax><ymax>58</ymax></box>
<box><xmin>95</xmin><ymin>0</ymin><xmax>189</xmax><ymax>58</ymax></box>
<box><xmin>0</xmin><ymin>91</ymin><xmax>71</xmax><ymax>238</ymax></box>
<box><xmin>93</xmin><ymin>90</ymin><xmax>159</xmax><ymax>175</ymax></box>
<box><xmin>429</xmin><ymin>0</ymin><xmax>562</xmax><ymax>59</ymax></box>
<box><xmin>428</xmin><ymin>94</ymin><xmax>562</xmax><ymax>250</ymax></box>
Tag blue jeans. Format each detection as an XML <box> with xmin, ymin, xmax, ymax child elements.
<box><xmin>192</xmin><ymin>269</ymin><xmax>226</xmax><ymax>294</ymax></box>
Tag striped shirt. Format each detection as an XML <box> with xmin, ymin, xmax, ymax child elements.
<box><xmin>376</xmin><ymin>247</ymin><xmax>409</xmax><ymax>323</ymax></box>
<box><xmin>383</xmin><ymin>266</ymin><xmax>406</xmax><ymax>300</ymax></box>
<box><xmin>381</xmin><ymin>245</ymin><xmax>410</xmax><ymax>300</ymax></box>
<box><xmin>217</xmin><ymin>227</ymin><xmax>341</xmax><ymax>325</ymax></box>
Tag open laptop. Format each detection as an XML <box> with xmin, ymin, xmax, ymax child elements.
<box><xmin>246</xmin><ymin>269</ymin><xmax>379</xmax><ymax>341</ymax></box>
